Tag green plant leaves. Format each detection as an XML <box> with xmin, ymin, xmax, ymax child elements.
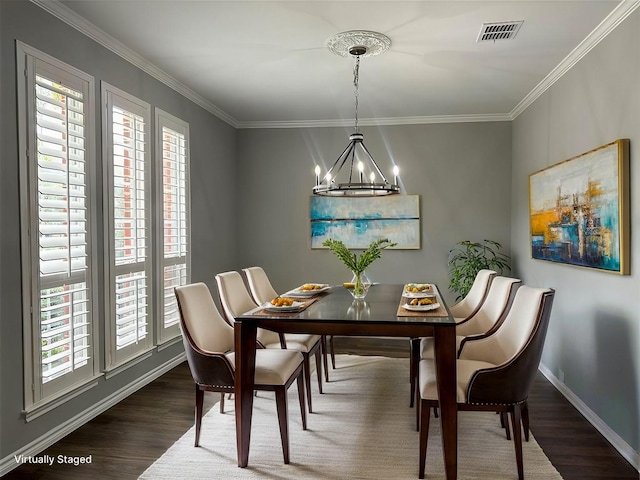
<box><xmin>447</xmin><ymin>239</ymin><xmax>511</xmax><ymax>301</ymax></box>
<box><xmin>323</xmin><ymin>238</ymin><xmax>397</xmax><ymax>275</ymax></box>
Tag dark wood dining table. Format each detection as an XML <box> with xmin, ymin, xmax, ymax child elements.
<box><xmin>233</xmin><ymin>283</ymin><xmax>458</xmax><ymax>479</ymax></box>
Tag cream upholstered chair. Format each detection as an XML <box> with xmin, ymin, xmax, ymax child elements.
<box><xmin>449</xmin><ymin>269</ymin><xmax>497</xmax><ymax>320</ymax></box>
<box><xmin>243</xmin><ymin>266</ymin><xmax>331</xmax><ymax>383</ymax></box>
<box><xmin>409</xmin><ymin>269</ymin><xmax>497</xmax><ymax>407</ymax></box>
<box><xmin>409</xmin><ymin>276</ymin><xmax>521</xmax><ymax>408</ymax></box>
<box><xmin>215</xmin><ymin>271</ymin><xmax>324</xmax><ymax>414</ymax></box>
<box><xmin>175</xmin><ymin>283</ymin><xmax>306</xmax><ymax>464</ymax></box>
<box><xmin>417</xmin><ymin>286</ymin><xmax>555</xmax><ymax>480</ymax></box>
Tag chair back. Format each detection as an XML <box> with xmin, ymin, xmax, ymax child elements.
<box><xmin>456</xmin><ymin>276</ymin><xmax>521</xmax><ymax>337</ymax></box>
<box><xmin>215</xmin><ymin>271</ymin><xmax>259</xmax><ymax>323</ymax></box>
<box><xmin>215</xmin><ymin>271</ymin><xmax>281</xmax><ymax>346</ymax></box>
<box><xmin>175</xmin><ymin>283</ymin><xmax>235</xmax><ymax>387</ymax></box>
<box><xmin>463</xmin><ymin>286</ymin><xmax>555</xmax><ymax>405</ymax></box>
<box><xmin>243</xmin><ymin>266</ymin><xmax>278</xmax><ymax>305</ymax></box>
<box><xmin>449</xmin><ymin>269</ymin><xmax>497</xmax><ymax>319</ymax></box>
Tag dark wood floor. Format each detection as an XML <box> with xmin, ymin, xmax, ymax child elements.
<box><xmin>4</xmin><ymin>337</ymin><xmax>637</xmax><ymax>479</ymax></box>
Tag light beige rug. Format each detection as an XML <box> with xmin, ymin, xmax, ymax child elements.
<box><xmin>140</xmin><ymin>355</ymin><xmax>562</xmax><ymax>480</ymax></box>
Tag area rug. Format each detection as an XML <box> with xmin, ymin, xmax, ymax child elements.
<box><xmin>140</xmin><ymin>355</ymin><xmax>562</xmax><ymax>480</ymax></box>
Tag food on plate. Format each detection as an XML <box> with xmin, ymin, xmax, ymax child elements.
<box><xmin>270</xmin><ymin>297</ymin><xmax>294</xmax><ymax>307</ymax></box>
<box><xmin>409</xmin><ymin>297</ymin><xmax>436</xmax><ymax>306</ymax></box>
<box><xmin>405</xmin><ymin>283</ymin><xmax>432</xmax><ymax>293</ymax></box>
<box><xmin>300</xmin><ymin>283</ymin><xmax>324</xmax><ymax>291</ymax></box>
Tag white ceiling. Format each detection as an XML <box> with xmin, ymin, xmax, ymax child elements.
<box><xmin>48</xmin><ymin>1</ymin><xmax>629</xmax><ymax>127</ymax></box>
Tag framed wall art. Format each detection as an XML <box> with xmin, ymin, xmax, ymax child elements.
<box><xmin>528</xmin><ymin>139</ymin><xmax>629</xmax><ymax>274</ymax></box>
<box><xmin>310</xmin><ymin>195</ymin><xmax>420</xmax><ymax>249</ymax></box>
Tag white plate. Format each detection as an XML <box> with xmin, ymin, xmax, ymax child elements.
<box><xmin>263</xmin><ymin>301</ymin><xmax>305</xmax><ymax>312</ymax></box>
<box><xmin>402</xmin><ymin>284</ymin><xmax>436</xmax><ymax>298</ymax></box>
<box><xmin>285</xmin><ymin>284</ymin><xmax>331</xmax><ymax>297</ymax></box>
<box><xmin>401</xmin><ymin>302</ymin><xmax>440</xmax><ymax>312</ymax></box>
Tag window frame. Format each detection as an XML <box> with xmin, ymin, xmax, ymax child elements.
<box><xmin>101</xmin><ymin>82</ymin><xmax>154</xmax><ymax>370</ymax></box>
<box><xmin>154</xmin><ymin>108</ymin><xmax>191</xmax><ymax>345</ymax></box>
<box><xmin>17</xmin><ymin>41</ymin><xmax>101</xmax><ymax>412</ymax></box>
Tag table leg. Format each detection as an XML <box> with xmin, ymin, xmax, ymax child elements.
<box><xmin>234</xmin><ymin>320</ymin><xmax>257</xmax><ymax>468</ymax></box>
<box><xmin>434</xmin><ymin>326</ymin><xmax>457</xmax><ymax>480</ymax></box>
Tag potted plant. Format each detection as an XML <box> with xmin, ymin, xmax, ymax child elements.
<box><xmin>323</xmin><ymin>238</ymin><xmax>397</xmax><ymax>299</ymax></box>
<box><xmin>447</xmin><ymin>239</ymin><xmax>511</xmax><ymax>300</ymax></box>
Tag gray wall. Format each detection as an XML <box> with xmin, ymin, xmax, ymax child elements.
<box><xmin>236</xmin><ymin>122</ymin><xmax>513</xmax><ymax>305</ymax></box>
<box><xmin>511</xmin><ymin>9</ymin><xmax>640</xmax><ymax>454</ymax></box>
<box><xmin>0</xmin><ymin>1</ymin><xmax>237</xmax><ymax>459</ymax></box>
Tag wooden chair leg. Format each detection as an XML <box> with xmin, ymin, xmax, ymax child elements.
<box><xmin>321</xmin><ymin>335</ymin><xmax>330</xmax><ymax>382</ymax></box>
<box><xmin>220</xmin><ymin>392</ymin><xmax>225</xmax><ymax>413</ymax></box>
<box><xmin>275</xmin><ymin>386</ymin><xmax>290</xmax><ymax>464</ymax></box>
<box><xmin>296</xmin><ymin>373</ymin><xmax>307</xmax><ymax>430</ymax></box>
<box><xmin>303</xmin><ymin>353</ymin><xmax>313</xmax><ymax>413</ymax></box>
<box><xmin>503</xmin><ymin>412</ymin><xmax>512</xmax><ymax>440</ymax></box>
<box><xmin>315</xmin><ymin>347</ymin><xmax>323</xmax><ymax>394</ymax></box>
<box><xmin>522</xmin><ymin>400</ymin><xmax>530</xmax><ymax>441</ymax></box>
<box><xmin>409</xmin><ymin>338</ymin><xmax>420</xmax><ymax>407</ymax></box>
<box><xmin>510</xmin><ymin>405</ymin><xmax>524</xmax><ymax>480</ymax></box>
<box><xmin>418</xmin><ymin>399</ymin><xmax>432</xmax><ymax>479</ymax></box>
<box><xmin>329</xmin><ymin>335</ymin><xmax>336</xmax><ymax>369</ymax></box>
<box><xmin>195</xmin><ymin>385</ymin><xmax>204</xmax><ymax>447</ymax></box>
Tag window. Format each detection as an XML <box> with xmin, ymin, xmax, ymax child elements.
<box><xmin>102</xmin><ymin>83</ymin><xmax>153</xmax><ymax>368</ymax></box>
<box><xmin>155</xmin><ymin>109</ymin><xmax>190</xmax><ymax>343</ymax></box>
<box><xmin>17</xmin><ymin>42</ymin><xmax>99</xmax><ymax>406</ymax></box>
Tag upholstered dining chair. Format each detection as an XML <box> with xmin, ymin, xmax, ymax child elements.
<box><xmin>408</xmin><ymin>269</ymin><xmax>497</xmax><ymax>407</ymax></box>
<box><xmin>215</xmin><ymin>270</ymin><xmax>324</xmax><ymax>414</ymax></box>
<box><xmin>243</xmin><ymin>266</ymin><xmax>331</xmax><ymax>383</ymax></box>
<box><xmin>449</xmin><ymin>269</ymin><xmax>497</xmax><ymax>320</ymax></box>
<box><xmin>417</xmin><ymin>286</ymin><xmax>555</xmax><ymax>480</ymax></box>
<box><xmin>175</xmin><ymin>282</ymin><xmax>306</xmax><ymax>464</ymax></box>
<box><xmin>409</xmin><ymin>276</ymin><xmax>520</xmax><ymax>407</ymax></box>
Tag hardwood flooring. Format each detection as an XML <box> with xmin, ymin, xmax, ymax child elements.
<box><xmin>4</xmin><ymin>337</ymin><xmax>637</xmax><ymax>479</ymax></box>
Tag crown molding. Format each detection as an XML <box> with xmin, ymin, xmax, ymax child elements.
<box><xmin>30</xmin><ymin>0</ymin><xmax>239</xmax><ymax>127</ymax></box>
<box><xmin>237</xmin><ymin>113</ymin><xmax>512</xmax><ymax>129</ymax></box>
<box><xmin>511</xmin><ymin>0</ymin><xmax>640</xmax><ymax>119</ymax></box>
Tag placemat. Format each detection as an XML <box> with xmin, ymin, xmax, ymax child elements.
<box><xmin>251</xmin><ymin>295</ymin><xmax>322</xmax><ymax>317</ymax></box>
<box><xmin>396</xmin><ymin>288</ymin><xmax>448</xmax><ymax>317</ymax></box>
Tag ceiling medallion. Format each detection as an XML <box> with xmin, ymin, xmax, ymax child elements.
<box><xmin>313</xmin><ymin>30</ymin><xmax>399</xmax><ymax>197</ymax></box>
<box><xmin>325</xmin><ymin>30</ymin><xmax>391</xmax><ymax>58</ymax></box>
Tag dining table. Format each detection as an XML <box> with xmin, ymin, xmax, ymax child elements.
<box><xmin>233</xmin><ymin>283</ymin><xmax>458</xmax><ymax>480</ymax></box>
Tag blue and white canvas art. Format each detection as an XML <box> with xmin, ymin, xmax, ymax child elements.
<box><xmin>310</xmin><ymin>195</ymin><xmax>420</xmax><ymax>249</ymax></box>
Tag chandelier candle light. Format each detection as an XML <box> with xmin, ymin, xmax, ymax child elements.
<box><xmin>313</xmin><ymin>31</ymin><xmax>400</xmax><ymax>196</ymax></box>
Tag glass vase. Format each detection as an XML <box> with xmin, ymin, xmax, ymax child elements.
<box><xmin>349</xmin><ymin>271</ymin><xmax>371</xmax><ymax>299</ymax></box>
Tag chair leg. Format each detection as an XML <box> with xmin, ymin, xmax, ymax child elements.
<box><xmin>409</xmin><ymin>338</ymin><xmax>420</xmax><ymax>407</ymax></box>
<box><xmin>521</xmin><ymin>400</ymin><xmax>530</xmax><ymax>441</ymax></box>
<box><xmin>321</xmin><ymin>335</ymin><xmax>330</xmax><ymax>382</ymax></box>
<box><xmin>315</xmin><ymin>346</ymin><xmax>324</xmax><ymax>394</ymax></box>
<box><xmin>418</xmin><ymin>399</ymin><xmax>432</xmax><ymax>479</ymax></box>
<box><xmin>329</xmin><ymin>335</ymin><xmax>336</xmax><ymax>368</ymax></box>
<box><xmin>296</xmin><ymin>372</ymin><xmax>307</xmax><ymax>430</ymax></box>
<box><xmin>275</xmin><ymin>386</ymin><xmax>291</xmax><ymax>464</ymax></box>
<box><xmin>195</xmin><ymin>385</ymin><xmax>204</xmax><ymax>447</ymax></box>
<box><xmin>220</xmin><ymin>392</ymin><xmax>225</xmax><ymax>413</ymax></box>
<box><xmin>510</xmin><ymin>405</ymin><xmax>524</xmax><ymax>480</ymax></box>
<box><xmin>503</xmin><ymin>412</ymin><xmax>511</xmax><ymax>440</ymax></box>
<box><xmin>303</xmin><ymin>353</ymin><xmax>313</xmax><ymax>413</ymax></box>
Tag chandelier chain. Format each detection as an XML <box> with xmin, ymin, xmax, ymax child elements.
<box><xmin>353</xmin><ymin>55</ymin><xmax>360</xmax><ymax>133</ymax></box>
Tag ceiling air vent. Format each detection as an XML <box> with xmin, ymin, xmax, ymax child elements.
<box><xmin>477</xmin><ymin>21</ymin><xmax>523</xmax><ymax>42</ymax></box>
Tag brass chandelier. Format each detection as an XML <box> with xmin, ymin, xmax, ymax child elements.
<box><xmin>313</xmin><ymin>30</ymin><xmax>400</xmax><ymax>196</ymax></box>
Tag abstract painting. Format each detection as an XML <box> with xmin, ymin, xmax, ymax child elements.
<box><xmin>528</xmin><ymin>139</ymin><xmax>629</xmax><ymax>274</ymax></box>
<box><xmin>310</xmin><ymin>195</ymin><xmax>420</xmax><ymax>249</ymax></box>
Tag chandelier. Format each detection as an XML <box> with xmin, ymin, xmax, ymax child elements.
<box><xmin>313</xmin><ymin>31</ymin><xmax>400</xmax><ymax>196</ymax></box>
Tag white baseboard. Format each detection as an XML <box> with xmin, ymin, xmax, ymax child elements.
<box><xmin>0</xmin><ymin>352</ymin><xmax>186</xmax><ymax>477</ymax></box>
<box><xmin>538</xmin><ymin>363</ymin><xmax>639</xmax><ymax>471</ymax></box>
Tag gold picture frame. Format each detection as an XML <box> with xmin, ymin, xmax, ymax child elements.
<box><xmin>528</xmin><ymin>139</ymin><xmax>630</xmax><ymax>274</ymax></box>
